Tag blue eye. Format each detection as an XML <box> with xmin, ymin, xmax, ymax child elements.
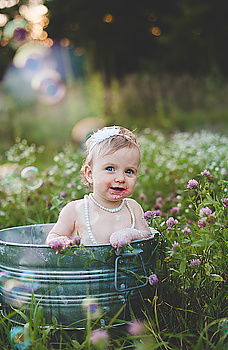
<box><xmin>106</xmin><ymin>166</ymin><xmax>114</xmax><ymax>171</ymax></box>
<box><xmin>125</xmin><ymin>169</ymin><xmax>134</xmax><ymax>174</ymax></box>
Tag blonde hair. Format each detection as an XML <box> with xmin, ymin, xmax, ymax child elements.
<box><xmin>80</xmin><ymin>126</ymin><xmax>140</xmax><ymax>187</ymax></box>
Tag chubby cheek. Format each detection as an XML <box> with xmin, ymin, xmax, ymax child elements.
<box><xmin>92</xmin><ymin>175</ymin><xmax>107</xmax><ymax>188</ymax></box>
<box><xmin>127</xmin><ymin>178</ymin><xmax>137</xmax><ymax>194</ymax></box>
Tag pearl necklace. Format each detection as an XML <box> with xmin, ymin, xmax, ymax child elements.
<box><xmin>84</xmin><ymin>195</ymin><xmax>135</xmax><ymax>244</ymax></box>
<box><xmin>84</xmin><ymin>195</ymin><xmax>97</xmax><ymax>244</ymax></box>
<box><xmin>89</xmin><ymin>193</ymin><xmax>125</xmax><ymax>213</ymax></box>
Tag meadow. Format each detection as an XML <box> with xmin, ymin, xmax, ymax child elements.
<box><xmin>0</xmin><ymin>129</ymin><xmax>227</xmax><ymax>349</ymax></box>
<box><xmin>1</xmin><ymin>72</ymin><xmax>228</xmax><ymax>153</ymax></box>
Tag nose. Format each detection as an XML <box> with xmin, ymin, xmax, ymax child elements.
<box><xmin>114</xmin><ymin>171</ymin><xmax>125</xmax><ymax>183</ymax></box>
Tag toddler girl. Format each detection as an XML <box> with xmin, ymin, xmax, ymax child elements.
<box><xmin>46</xmin><ymin>126</ymin><xmax>157</xmax><ymax>251</ymax></box>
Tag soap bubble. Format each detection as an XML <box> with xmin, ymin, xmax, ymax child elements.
<box><xmin>1</xmin><ymin>270</ymin><xmax>40</xmax><ymax>307</ymax></box>
<box><xmin>20</xmin><ymin>166</ymin><xmax>43</xmax><ymax>190</ymax></box>
<box><xmin>31</xmin><ymin>69</ymin><xmax>66</xmax><ymax>105</ymax></box>
<box><xmin>39</xmin><ymin>76</ymin><xmax>66</xmax><ymax>104</ymax></box>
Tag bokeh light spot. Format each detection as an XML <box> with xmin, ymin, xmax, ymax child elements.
<box><xmin>72</xmin><ymin>117</ymin><xmax>105</xmax><ymax>144</ymax></box>
<box><xmin>103</xmin><ymin>13</ymin><xmax>113</xmax><ymax>23</ymax></box>
<box><xmin>0</xmin><ymin>13</ymin><xmax>8</xmax><ymax>27</ymax></box>
<box><xmin>0</xmin><ymin>0</ymin><xmax>19</xmax><ymax>8</ymax></box>
<box><xmin>150</xmin><ymin>26</ymin><xmax>161</xmax><ymax>36</ymax></box>
<box><xmin>42</xmin><ymin>37</ymin><xmax>53</xmax><ymax>46</ymax></box>
<box><xmin>192</xmin><ymin>28</ymin><xmax>201</xmax><ymax>36</ymax></box>
<box><xmin>74</xmin><ymin>47</ymin><xmax>84</xmax><ymax>56</ymax></box>
<box><xmin>60</xmin><ymin>37</ymin><xmax>70</xmax><ymax>47</ymax></box>
<box><xmin>0</xmin><ymin>0</ymin><xmax>7</xmax><ymax>9</ymax></box>
<box><xmin>0</xmin><ymin>36</ymin><xmax>8</xmax><ymax>46</ymax></box>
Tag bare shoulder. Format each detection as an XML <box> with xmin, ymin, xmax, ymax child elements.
<box><xmin>60</xmin><ymin>199</ymin><xmax>82</xmax><ymax>216</ymax></box>
<box><xmin>126</xmin><ymin>198</ymin><xmax>144</xmax><ymax>213</ymax></box>
<box><xmin>74</xmin><ymin>198</ymin><xmax>85</xmax><ymax>211</ymax></box>
<box><xmin>127</xmin><ymin>198</ymin><xmax>149</xmax><ymax>231</ymax></box>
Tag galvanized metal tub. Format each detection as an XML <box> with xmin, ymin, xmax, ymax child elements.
<box><xmin>0</xmin><ymin>224</ymin><xmax>160</xmax><ymax>329</ymax></box>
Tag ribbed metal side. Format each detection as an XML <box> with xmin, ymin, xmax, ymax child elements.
<box><xmin>0</xmin><ymin>224</ymin><xmax>159</xmax><ymax>328</ymax></box>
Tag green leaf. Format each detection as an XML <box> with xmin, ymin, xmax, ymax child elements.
<box><xmin>71</xmin><ymin>339</ymin><xmax>81</xmax><ymax>348</ymax></box>
<box><xmin>204</xmin><ymin>262</ymin><xmax>212</xmax><ymax>276</ymax></box>
<box><xmin>179</xmin><ymin>259</ymin><xmax>187</xmax><ymax>274</ymax></box>
<box><xmin>182</xmin><ymin>238</ymin><xmax>190</xmax><ymax>244</ymax></box>
<box><xmin>191</xmin><ymin>240</ymin><xmax>204</xmax><ymax>247</ymax></box>
<box><xmin>210</xmin><ymin>274</ymin><xmax>224</xmax><ymax>281</ymax></box>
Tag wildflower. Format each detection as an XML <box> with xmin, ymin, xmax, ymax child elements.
<box><xmin>144</xmin><ymin>211</ymin><xmax>154</xmax><ymax>221</ymax></box>
<box><xmin>172</xmin><ymin>241</ymin><xmax>180</xmax><ymax>251</ymax></box>
<box><xmin>90</xmin><ymin>329</ymin><xmax>109</xmax><ymax>345</ymax></box>
<box><xmin>48</xmin><ymin>177</ymin><xmax>55</xmax><ymax>185</ymax></box>
<box><xmin>201</xmin><ymin>169</ymin><xmax>211</xmax><ymax>177</ymax></box>
<box><xmin>199</xmin><ymin>206</ymin><xmax>212</xmax><ymax>217</ymax></box>
<box><xmin>71</xmin><ymin>235</ymin><xmax>81</xmax><ymax>246</ymax></box>
<box><xmin>170</xmin><ymin>206</ymin><xmax>180</xmax><ymax>213</ymax></box>
<box><xmin>60</xmin><ymin>191</ymin><xmax>67</xmax><ymax>198</ymax></box>
<box><xmin>148</xmin><ymin>273</ymin><xmax>159</xmax><ymax>286</ymax></box>
<box><xmin>155</xmin><ymin>197</ymin><xmax>163</xmax><ymax>209</ymax></box>
<box><xmin>116</xmin><ymin>240</ymin><xmax>127</xmax><ymax>251</ymax></box>
<box><xmin>190</xmin><ymin>259</ymin><xmax>201</xmax><ymax>266</ymax></box>
<box><xmin>144</xmin><ymin>210</ymin><xmax>161</xmax><ymax>221</ymax></box>
<box><xmin>66</xmin><ymin>183</ymin><xmax>74</xmax><ymax>188</ymax></box>
<box><xmin>152</xmin><ymin>209</ymin><xmax>162</xmax><ymax>216</ymax></box>
<box><xmin>128</xmin><ymin>320</ymin><xmax>145</xmax><ymax>335</ymax></box>
<box><xmin>222</xmin><ymin>198</ymin><xmax>228</xmax><ymax>208</ymax></box>
<box><xmin>187</xmin><ymin>179</ymin><xmax>198</xmax><ymax>189</ymax></box>
<box><xmin>198</xmin><ymin>220</ymin><xmax>206</xmax><ymax>228</ymax></box>
<box><xmin>181</xmin><ymin>227</ymin><xmax>191</xmax><ymax>234</ymax></box>
<box><xmin>82</xmin><ymin>297</ymin><xmax>101</xmax><ymax>319</ymax></box>
<box><xmin>156</xmin><ymin>197</ymin><xmax>163</xmax><ymax>204</ymax></box>
<box><xmin>166</xmin><ymin>216</ymin><xmax>178</xmax><ymax>229</ymax></box>
<box><xmin>49</xmin><ymin>239</ymin><xmax>66</xmax><ymax>253</ymax></box>
<box><xmin>139</xmin><ymin>193</ymin><xmax>147</xmax><ymax>201</ymax></box>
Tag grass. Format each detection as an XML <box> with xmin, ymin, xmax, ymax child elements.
<box><xmin>0</xmin><ymin>130</ymin><xmax>227</xmax><ymax>349</ymax></box>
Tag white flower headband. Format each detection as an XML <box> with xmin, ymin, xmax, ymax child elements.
<box><xmin>89</xmin><ymin>126</ymin><xmax>121</xmax><ymax>151</ymax></box>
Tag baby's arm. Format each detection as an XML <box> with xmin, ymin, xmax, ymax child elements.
<box><xmin>46</xmin><ymin>202</ymin><xmax>78</xmax><ymax>252</ymax></box>
<box><xmin>110</xmin><ymin>199</ymin><xmax>153</xmax><ymax>248</ymax></box>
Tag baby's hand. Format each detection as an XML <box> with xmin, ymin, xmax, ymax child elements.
<box><xmin>48</xmin><ymin>235</ymin><xmax>77</xmax><ymax>254</ymax></box>
<box><xmin>110</xmin><ymin>228</ymin><xmax>141</xmax><ymax>250</ymax></box>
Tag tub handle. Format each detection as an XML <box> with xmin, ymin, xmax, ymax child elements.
<box><xmin>114</xmin><ymin>249</ymin><xmax>148</xmax><ymax>292</ymax></box>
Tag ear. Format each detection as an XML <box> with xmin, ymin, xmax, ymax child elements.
<box><xmin>84</xmin><ymin>164</ymin><xmax>93</xmax><ymax>185</ymax></box>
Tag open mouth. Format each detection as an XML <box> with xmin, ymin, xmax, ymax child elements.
<box><xmin>110</xmin><ymin>187</ymin><xmax>126</xmax><ymax>191</ymax></box>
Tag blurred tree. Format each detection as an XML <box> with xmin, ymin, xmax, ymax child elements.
<box><xmin>0</xmin><ymin>0</ymin><xmax>228</xmax><ymax>81</ymax></box>
<box><xmin>46</xmin><ymin>0</ymin><xmax>228</xmax><ymax>80</ymax></box>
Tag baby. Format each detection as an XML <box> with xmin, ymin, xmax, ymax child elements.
<box><xmin>46</xmin><ymin>126</ymin><xmax>156</xmax><ymax>251</ymax></box>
